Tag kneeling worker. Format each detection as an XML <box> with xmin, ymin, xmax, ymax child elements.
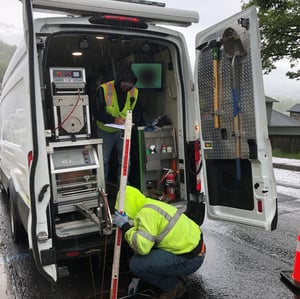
<box><xmin>114</xmin><ymin>186</ymin><xmax>205</xmax><ymax>299</ymax></box>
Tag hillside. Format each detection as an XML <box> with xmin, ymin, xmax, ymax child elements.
<box><xmin>0</xmin><ymin>40</ymin><xmax>16</xmax><ymax>82</ymax></box>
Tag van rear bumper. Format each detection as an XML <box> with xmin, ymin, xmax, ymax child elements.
<box><xmin>41</xmin><ymin>233</ymin><xmax>115</xmax><ymax>265</ymax></box>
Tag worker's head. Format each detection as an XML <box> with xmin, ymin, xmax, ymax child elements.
<box><xmin>115</xmin><ymin>186</ymin><xmax>146</xmax><ymax>219</ymax></box>
<box><xmin>116</xmin><ymin>67</ymin><xmax>137</xmax><ymax>92</ymax></box>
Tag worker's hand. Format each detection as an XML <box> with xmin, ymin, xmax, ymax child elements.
<box><xmin>115</xmin><ymin>116</ymin><xmax>125</xmax><ymax>125</ymax></box>
<box><xmin>128</xmin><ymin>277</ymin><xmax>140</xmax><ymax>296</ymax></box>
<box><xmin>114</xmin><ymin>211</ymin><xmax>128</xmax><ymax>228</ymax></box>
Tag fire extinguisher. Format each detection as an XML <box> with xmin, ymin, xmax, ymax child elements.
<box><xmin>165</xmin><ymin>169</ymin><xmax>176</xmax><ymax>200</ymax></box>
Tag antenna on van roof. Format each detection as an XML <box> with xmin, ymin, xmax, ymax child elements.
<box><xmin>113</xmin><ymin>0</ymin><xmax>166</xmax><ymax>7</ymax></box>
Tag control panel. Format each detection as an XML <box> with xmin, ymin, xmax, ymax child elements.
<box><xmin>52</xmin><ymin>148</ymin><xmax>97</xmax><ymax>170</ymax></box>
<box><xmin>50</xmin><ymin>68</ymin><xmax>85</xmax><ymax>83</ymax></box>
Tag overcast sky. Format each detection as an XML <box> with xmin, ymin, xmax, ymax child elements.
<box><xmin>0</xmin><ymin>0</ymin><xmax>298</xmax><ymax>102</ymax></box>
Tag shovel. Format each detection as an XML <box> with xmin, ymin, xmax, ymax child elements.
<box><xmin>211</xmin><ymin>40</ymin><xmax>222</xmax><ymax>129</ymax></box>
<box><xmin>222</xmin><ymin>28</ymin><xmax>246</xmax><ymax>181</ymax></box>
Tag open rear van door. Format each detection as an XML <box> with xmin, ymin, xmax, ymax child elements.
<box><xmin>195</xmin><ymin>7</ymin><xmax>277</xmax><ymax>231</ymax></box>
<box><xmin>21</xmin><ymin>0</ymin><xmax>56</xmax><ymax>282</ymax></box>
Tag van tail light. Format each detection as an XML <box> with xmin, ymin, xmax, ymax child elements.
<box><xmin>28</xmin><ymin>151</ymin><xmax>33</xmax><ymax>169</ymax></box>
<box><xmin>257</xmin><ymin>199</ymin><xmax>263</xmax><ymax>213</ymax></box>
<box><xmin>194</xmin><ymin>141</ymin><xmax>202</xmax><ymax>192</ymax></box>
<box><xmin>89</xmin><ymin>15</ymin><xmax>148</xmax><ymax>29</ymax></box>
<box><xmin>104</xmin><ymin>15</ymin><xmax>139</xmax><ymax>23</ymax></box>
<box><xmin>194</xmin><ymin>141</ymin><xmax>200</xmax><ymax>163</ymax></box>
<box><xmin>66</xmin><ymin>251</ymin><xmax>79</xmax><ymax>258</ymax></box>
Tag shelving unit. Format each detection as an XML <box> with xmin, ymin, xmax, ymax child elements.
<box><xmin>137</xmin><ymin>126</ymin><xmax>177</xmax><ymax>193</ymax></box>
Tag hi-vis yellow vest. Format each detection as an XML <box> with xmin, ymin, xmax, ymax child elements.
<box><xmin>96</xmin><ymin>80</ymin><xmax>138</xmax><ymax>133</ymax></box>
<box><xmin>116</xmin><ymin>186</ymin><xmax>202</xmax><ymax>256</ymax></box>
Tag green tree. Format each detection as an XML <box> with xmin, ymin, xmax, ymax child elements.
<box><xmin>0</xmin><ymin>40</ymin><xmax>16</xmax><ymax>83</ymax></box>
<box><xmin>243</xmin><ymin>0</ymin><xmax>300</xmax><ymax>80</ymax></box>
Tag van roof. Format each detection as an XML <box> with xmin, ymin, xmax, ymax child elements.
<box><xmin>32</xmin><ymin>0</ymin><xmax>199</xmax><ymax>27</ymax></box>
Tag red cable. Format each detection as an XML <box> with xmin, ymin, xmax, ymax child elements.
<box><xmin>53</xmin><ymin>90</ymin><xmax>81</xmax><ymax>132</ymax></box>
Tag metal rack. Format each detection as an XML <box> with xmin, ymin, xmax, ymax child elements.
<box><xmin>49</xmin><ymin>67</ymin><xmax>91</xmax><ymax>140</ymax></box>
<box><xmin>48</xmin><ymin>139</ymin><xmax>105</xmax><ymax>214</ymax></box>
<box><xmin>47</xmin><ymin>139</ymin><xmax>110</xmax><ymax>238</ymax></box>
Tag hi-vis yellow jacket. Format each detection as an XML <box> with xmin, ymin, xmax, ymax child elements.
<box><xmin>116</xmin><ymin>186</ymin><xmax>202</xmax><ymax>256</ymax></box>
<box><xmin>96</xmin><ymin>80</ymin><xmax>138</xmax><ymax>133</ymax></box>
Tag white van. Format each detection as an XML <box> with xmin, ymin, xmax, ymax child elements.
<box><xmin>0</xmin><ymin>0</ymin><xmax>277</xmax><ymax>283</ymax></box>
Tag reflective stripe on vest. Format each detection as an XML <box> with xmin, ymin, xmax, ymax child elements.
<box><xmin>103</xmin><ymin>81</ymin><xmax>114</xmax><ymax>106</ymax></box>
<box><xmin>131</xmin><ymin>204</ymin><xmax>182</xmax><ymax>250</ymax></box>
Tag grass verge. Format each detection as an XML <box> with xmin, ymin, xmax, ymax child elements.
<box><xmin>272</xmin><ymin>148</ymin><xmax>300</xmax><ymax>159</ymax></box>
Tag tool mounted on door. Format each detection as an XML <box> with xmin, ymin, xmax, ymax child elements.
<box><xmin>222</xmin><ymin>27</ymin><xmax>246</xmax><ymax>182</ymax></box>
<box><xmin>211</xmin><ymin>39</ymin><xmax>222</xmax><ymax>129</ymax></box>
<box><xmin>198</xmin><ymin>40</ymin><xmax>228</xmax><ymax>139</ymax></box>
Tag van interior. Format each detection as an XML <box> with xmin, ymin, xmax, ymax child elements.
<box><xmin>38</xmin><ymin>27</ymin><xmax>195</xmax><ymax>238</ymax></box>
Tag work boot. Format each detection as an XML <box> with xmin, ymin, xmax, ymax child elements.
<box><xmin>153</xmin><ymin>280</ymin><xmax>187</xmax><ymax>299</ymax></box>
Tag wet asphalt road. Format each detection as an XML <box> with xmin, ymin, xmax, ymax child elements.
<box><xmin>0</xmin><ymin>189</ymin><xmax>300</xmax><ymax>299</ymax></box>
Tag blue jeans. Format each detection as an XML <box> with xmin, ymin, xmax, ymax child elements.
<box><xmin>129</xmin><ymin>249</ymin><xmax>205</xmax><ymax>292</ymax></box>
<box><xmin>96</xmin><ymin>127</ymin><xmax>124</xmax><ymax>185</ymax></box>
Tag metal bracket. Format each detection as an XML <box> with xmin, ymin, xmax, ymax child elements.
<box><xmin>238</xmin><ymin>17</ymin><xmax>250</xmax><ymax>30</ymax></box>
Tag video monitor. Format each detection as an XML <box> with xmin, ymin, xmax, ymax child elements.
<box><xmin>131</xmin><ymin>62</ymin><xmax>163</xmax><ymax>89</ymax></box>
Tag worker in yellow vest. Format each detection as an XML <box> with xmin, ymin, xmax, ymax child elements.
<box><xmin>114</xmin><ymin>186</ymin><xmax>206</xmax><ymax>299</ymax></box>
<box><xmin>93</xmin><ymin>67</ymin><xmax>141</xmax><ymax>186</ymax></box>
